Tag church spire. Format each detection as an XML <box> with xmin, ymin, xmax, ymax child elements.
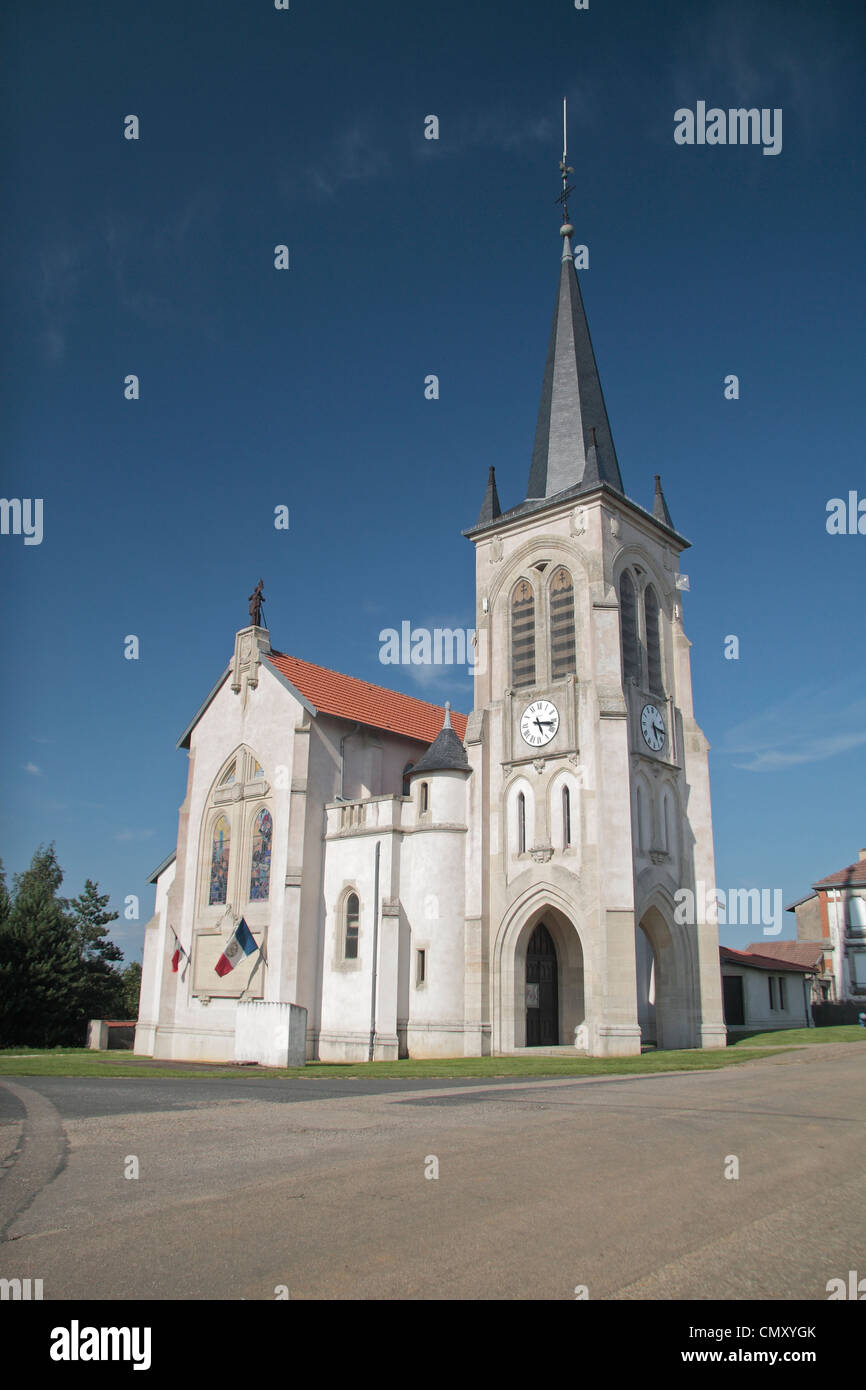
<box><xmin>526</xmin><ymin>112</ymin><xmax>624</xmax><ymax>501</ymax></box>
<box><xmin>475</xmin><ymin>466</ymin><xmax>501</xmax><ymax>527</ymax></box>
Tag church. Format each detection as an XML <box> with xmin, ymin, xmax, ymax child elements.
<box><xmin>135</xmin><ymin>182</ymin><xmax>727</xmax><ymax>1064</ymax></box>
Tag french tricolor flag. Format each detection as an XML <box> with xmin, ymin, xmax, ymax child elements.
<box><xmin>214</xmin><ymin>917</ymin><xmax>258</xmax><ymax>977</ymax></box>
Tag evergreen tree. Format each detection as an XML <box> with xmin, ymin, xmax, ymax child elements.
<box><xmin>0</xmin><ymin>846</ymin><xmax>86</xmax><ymax>1047</ymax></box>
<box><xmin>69</xmin><ymin>879</ymin><xmax>125</xmax><ymax>1019</ymax></box>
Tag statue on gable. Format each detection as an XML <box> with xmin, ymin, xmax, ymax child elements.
<box><xmin>249</xmin><ymin>579</ymin><xmax>266</xmax><ymax>629</ymax></box>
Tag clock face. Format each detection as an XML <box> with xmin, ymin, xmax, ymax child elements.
<box><xmin>520</xmin><ymin>700</ymin><xmax>559</xmax><ymax>748</ymax></box>
<box><xmin>640</xmin><ymin>703</ymin><xmax>666</xmax><ymax>752</ymax></box>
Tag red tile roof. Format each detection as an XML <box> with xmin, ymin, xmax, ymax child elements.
<box><xmin>720</xmin><ymin>945</ymin><xmax>816</xmax><ymax>974</ymax></box>
<box><xmin>812</xmin><ymin>856</ymin><xmax>866</xmax><ymax>889</ymax></box>
<box><xmin>267</xmin><ymin>650</ymin><xmax>468</xmax><ymax>746</ymax></box>
<box><xmin>744</xmin><ymin>941</ymin><xmax>827</xmax><ymax>969</ymax></box>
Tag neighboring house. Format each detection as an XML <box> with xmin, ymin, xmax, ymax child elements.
<box><xmin>743</xmin><ymin>940</ymin><xmax>831</xmax><ymax>1006</ymax></box>
<box><xmin>781</xmin><ymin>849</ymin><xmax>866</xmax><ymax>1002</ymax></box>
<box><xmin>719</xmin><ymin>947</ymin><xmax>815</xmax><ymax>1033</ymax></box>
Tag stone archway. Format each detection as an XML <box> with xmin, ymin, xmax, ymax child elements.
<box><xmin>636</xmin><ymin>905</ymin><xmax>692</xmax><ymax>1050</ymax></box>
<box><xmin>494</xmin><ymin>894</ymin><xmax>587</xmax><ymax>1053</ymax></box>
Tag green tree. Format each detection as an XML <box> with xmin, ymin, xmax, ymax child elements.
<box><xmin>0</xmin><ymin>846</ymin><xmax>87</xmax><ymax>1047</ymax></box>
<box><xmin>69</xmin><ymin>879</ymin><xmax>125</xmax><ymax>1019</ymax></box>
<box><xmin>119</xmin><ymin>960</ymin><xmax>143</xmax><ymax>1019</ymax></box>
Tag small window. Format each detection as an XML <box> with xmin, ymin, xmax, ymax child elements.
<box><xmin>252</xmin><ymin>760</ymin><xmax>265</xmax><ymax>779</ymax></box>
<box><xmin>562</xmin><ymin>786</ymin><xmax>571</xmax><ymax>849</ymax></box>
<box><xmin>848</xmin><ymin>898</ymin><xmax>866</xmax><ymax>933</ymax></box>
<box><xmin>402</xmin><ymin>762</ymin><xmax>414</xmax><ymax>797</ymax></box>
<box><xmin>344</xmin><ymin>893</ymin><xmax>360</xmax><ymax>960</ymax></box>
<box><xmin>416</xmin><ymin>949</ymin><xmax>426</xmax><ymax>985</ymax></box>
<box><xmin>768</xmin><ymin>976</ymin><xmax>776</xmax><ymax>1010</ymax></box>
<box><xmin>518</xmin><ymin>792</ymin><xmax>526</xmax><ymax>855</ymax></box>
<box><xmin>219</xmin><ymin>762</ymin><xmax>236</xmax><ymax>787</ymax></box>
<box><xmin>420</xmin><ymin>781</ymin><xmax>429</xmax><ymax>814</ymax></box>
<box><xmin>778</xmin><ymin>976</ymin><xmax>787</xmax><ymax>1010</ymax></box>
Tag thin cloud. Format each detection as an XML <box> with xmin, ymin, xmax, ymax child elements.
<box><xmin>24</xmin><ymin>762</ymin><xmax>41</xmax><ymax>776</ymax></box>
<box><xmin>721</xmin><ymin>685</ymin><xmax>866</xmax><ymax>773</ymax></box>
<box><xmin>114</xmin><ymin>828</ymin><xmax>156</xmax><ymax>843</ymax></box>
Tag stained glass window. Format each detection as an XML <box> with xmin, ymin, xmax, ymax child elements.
<box><xmin>219</xmin><ymin>762</ymin><xmax>236</xmax><ymax>786</ymax></box>
<box><xmin>249</xmin><ymin>808</ymin><xmax>272</xmax><ymax>901</ymax></box>
<box><xmin>209</xmin><ymin>817</ymin><xmax>231</xmax><ymax>904</ymax></box>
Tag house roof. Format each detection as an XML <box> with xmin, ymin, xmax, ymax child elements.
<box><xmin>266</xmin><ymin>650</ymin><xmax>468</xmax><ymax>745</ymax></box>
<box><xmin>812</xmin><ymin>856</ymin><xmax>866</xmax><ymax>890</ymax></box>
<box><xmin>720</xmin><ymin>945</ymin><xmax>816</xmax><ymax>975</ymax></box>
<box><xmin>744</xmin><ymin>941</ymin><xmax>827</xmax><ymax>969</ymax></box>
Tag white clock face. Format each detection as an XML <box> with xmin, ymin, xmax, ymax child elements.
<box><xmin>520</xmin><ymin>700</ymin><xmax>559</xmax><ymax>748</ymax></box>
<box><xmin>641</xmin><ymin>703</ymin><xmax>666</xmax><ymax>752</ymax></box>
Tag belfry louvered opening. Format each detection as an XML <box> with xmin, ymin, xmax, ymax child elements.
<box><xmin>549</xmin><ymin>567</ymin><xmax>576</xmax><ymax>679</ymax></box>
<box><xmin>620</xmin><ymin>572</ymin><xmax>640</xmax><ymax>683</ymax></box>
<box><xmin>511</xmin><ymin>580</ymin><xmax>536</xmax><ymax>687</ymax></box>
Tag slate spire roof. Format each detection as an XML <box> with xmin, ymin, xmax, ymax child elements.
<box><xmin>408</xmin><ymin>702</ymin><xmax>471</xmax><ymax>776</ymax></box>
<box><xmin>526</xmin><ymin>233</ymin><xmax>624</xmax><ymax>501</ymax></box>
<box><xmin>653</xmin><ymin>474</ymin><xmax>674</xmax><ymax>529</ymax></box>
<box><xmin>475</xmin><ymin>466</ymin><xmax>502</xmax><ymax>527</ymax></box>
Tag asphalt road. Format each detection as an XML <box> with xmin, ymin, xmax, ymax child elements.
<box><xmin>1</xmin><ymin>1043</ymin><xmax>864</xmax><ymax>1300</ymax></box>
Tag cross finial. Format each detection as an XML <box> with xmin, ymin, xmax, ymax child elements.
<box><xmin>557</xmin><ymin>96</ymin><xmax>575</xmax><ymax>234</ymax></box>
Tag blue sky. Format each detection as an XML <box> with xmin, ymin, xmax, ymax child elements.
<box><xmin>1</xmin><ymin>0</ymin><xmax>864</xmax><ymax>957</ymax></box>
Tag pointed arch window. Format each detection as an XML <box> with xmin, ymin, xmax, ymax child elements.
<box><xmin>420</xmin><ymin>781</ymin><xmax>429</xmax><ymax>814</ymax></box>
<box><xmin>511</xmin><ymin>580</ymin><xmax>536</xmax><ymax>687</ymax></box>
<box><xmin>620</xmin><ymin>572</ymin><xmax>640</xmax><ymax>683</ymax></box>
<box><xmin>550</xmin><ymin>567</ymin><xmax>577</xmax><ymax>679</ymax></box>
<box><xmin>219</xmin><ymin>762</ymin><xmax>236</xmax><ymax>787</ymax></box>
<box><xmin>209</xmin><ymin>817</ymin><xmax>231</xmax><ymax>905</ymax></box>
<box><xmin>517</xmin><ymin>792</ymin><xmax>527</xmax><ymax>855</ymax></box>
<box><xmin>249</xmin><ymin>809</ymin><xmax>272</xmax><ymax>901</ymax></box>
<box><xmin>344</xmin><ymin>892</ymin><xmax>360</xmax><ymax>960</ymax></box>
<box><xmin>562</xmin><ymin>786</ymin><xmax>572</xmax><ymax>849</ymax></box>
<box><xmin>644</xmin><ymin>585</ymin><xmax>663</xmax><ymax>696</ymax></box>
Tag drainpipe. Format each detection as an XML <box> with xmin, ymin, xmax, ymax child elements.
<box><xmin>368</xmin><ymin>841</ymin><xmax>381</xmax><ymax>1062</ymax></box>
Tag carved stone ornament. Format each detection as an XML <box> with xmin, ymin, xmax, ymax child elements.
<box><xmin>649</xmin><ymin>850</ymin><xmax>669</xmax><ymax>865</ymax></box>
<box><xmin>490</xmin><ymin>536</ymin><xmax>503</xmax><ymax>564</ymax></box>
<box><xmin>533</xmin><ymin>758</ymin><xmax>545</xmax><ymax>774</ymax></box>
<box><xmin>608</xmin><ymin>513</ymin><xmax>621</xmax><ymax>539</ymax></box>
<box><xmin>530</xmin><ymin>846</ymin><xmax>553</xmax><ymax>863</ymax></box>
<box><xmin>231</xmin><ymin>625</ymin><xmax>271</xmax><ymax>704</ymax></box>
<box><xmin>570</xmin><ymin>505</ymin><xmax>587</xmax><ymax>537</ymax></box>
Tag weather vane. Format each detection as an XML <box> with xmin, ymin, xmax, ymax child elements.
<box><xmin>556</xmin><ymin>96</ymin><xmax>575</xmax><ymax>230</ymax></box>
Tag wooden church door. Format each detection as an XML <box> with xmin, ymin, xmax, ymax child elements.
<box><xmin>526</xmin><ymin>922</ymin><xmax>559</xmax><ymax>1045</ymax></box>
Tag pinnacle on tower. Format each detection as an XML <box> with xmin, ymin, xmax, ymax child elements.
<box><xmin>475</xmin><ymin>466</ymin><xmax>502</xmax><ymax>527</ymax></box>
<box><xmin>652</xmin><ymin>474</ymin><xmax>674</xmax><ymax>530</ymax></box>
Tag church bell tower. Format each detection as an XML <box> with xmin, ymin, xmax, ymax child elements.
<box><xmin>461</xmin><ymin>125</ymin><xmax>726</xmax><ymax>1058</ymax></box>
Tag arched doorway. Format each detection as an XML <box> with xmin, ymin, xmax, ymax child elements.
<box><xmin>525</xmin><ymin>922</ymin><xmax>559</xmax><ymax>1045</ymax></box>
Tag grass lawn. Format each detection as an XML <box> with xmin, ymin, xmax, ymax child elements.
<box><xmin>727</xmin><ymin>1025</ymin><xmax>866</xmax><ymax>1047</ymax></box>
<box><xmin>0</xmin><ymin>1046</ymin><xmax>788</xmax><ymax>1081</ymax></box>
